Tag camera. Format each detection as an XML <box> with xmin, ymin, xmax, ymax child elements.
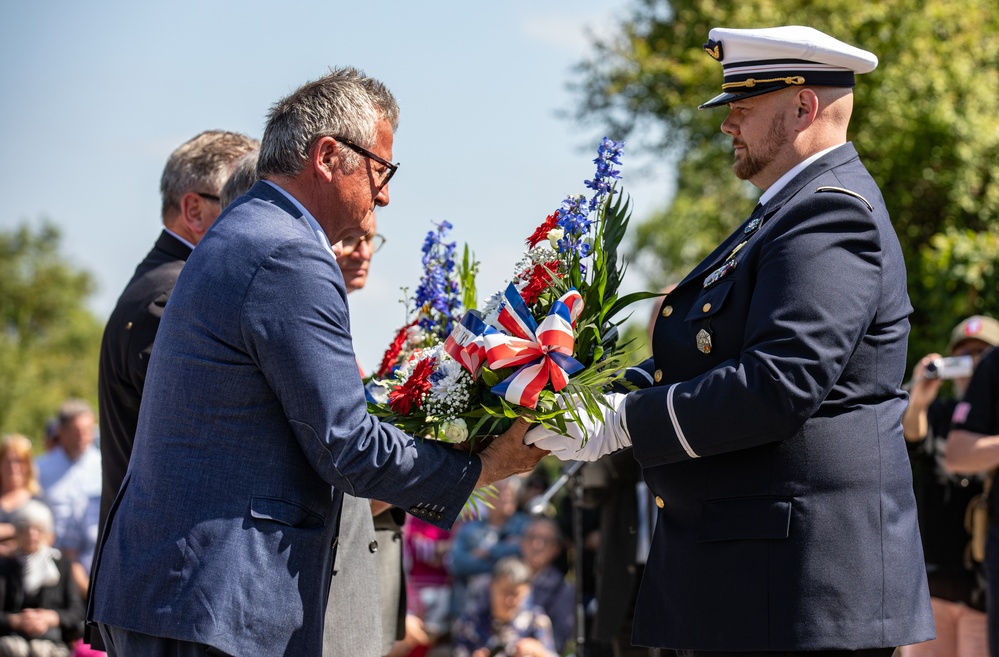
<box><xmin>924</xmin><ymin>355</ymin><xmax>974</xmax><ymax>380</ymax></box>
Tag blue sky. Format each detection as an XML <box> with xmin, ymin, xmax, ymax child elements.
<box><xmin>0</xmin><ymin>0</ymin><xmax>673</xmax><ymax>370</ymax></box>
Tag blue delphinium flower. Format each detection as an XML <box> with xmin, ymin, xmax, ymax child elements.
<box><xmin>554</xmin><ymin>138</ymin><xmax>625</xmax><ymax>262</ymax></box>
<box><xmin>555</xmin><ymin>194</ymin><xmax>591</xmax><ymax>260</ymax></box>
<box><xmin>414</xmin><ymin>221</ymin><xmax>461</xmax><ymax>335</ymax></box>
<box><xmin>584</xmin><ymin>137</ymin><xmax>624</xmax><ymax>213</ymax></box>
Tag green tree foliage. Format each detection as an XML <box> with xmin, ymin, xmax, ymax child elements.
<box><xmin>0</xmin><ymin>222</ymin><xmax>102</xmax><ymax>445</ymax></box>
<box><xmin>571</xmin><ymin>0</ymin><xmax>999</xmax><ymax>365</ymax></box>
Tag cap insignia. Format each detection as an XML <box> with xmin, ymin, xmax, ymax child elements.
<box><xmin>703</xmin><ymin>39</ymin><xmax>723</xmax><ymax>61</ymax></box>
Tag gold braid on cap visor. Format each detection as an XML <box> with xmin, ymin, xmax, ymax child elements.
<box><xmin>722</xmin><ymin>75</ymin><xmax>806</xmax><ymax>90</ymax></box>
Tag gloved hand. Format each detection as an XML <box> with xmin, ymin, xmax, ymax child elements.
<box><xmin>524</xmin><ymin>392</ymin><xmax>630</xmax><ymax>461</ymax></box>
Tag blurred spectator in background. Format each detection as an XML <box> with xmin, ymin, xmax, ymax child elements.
<box><xmin>0</xmin><ymin>436</ymin><xmax>41</xmax><ymax>558</ymax></box>
<box><xmin>520</xmin><ymin>517</ymin><xmax>573</xmax><ymax>654</ymax></box>
<box><xmin>41</xmin><ymin>422</ymin><xmax>59</xmax><ymax>454</ymax></box>
<box><xmin>395</xmin><ymin>516</ymin><xmax>453</xmax><ymax>657</ymax></box>
<box><xmin>0</xmin><ymin>500</ymin><xmax>84</xmax><ymax>657</ymax></box>
<box><xmin>945</xmin><ymin>344</ymin><xmax>999</xmax><ymax>656</ymax></box>
<box><xmin>34</xmin><ymin>400</ymin><xmax>99</xmax><ymax>598</ymax></box>
<box><xmin>450</xmin><ymin>477</ymin><xmax>529</xmax><ymax>620</ymax></box>
<box><xmin>901</xmin><ymin>316</ymin><xmax>999</xmax><ymax>657</ymax></box>
<box><xmin>452</xmin><ymin>556</ymin><xmax>558</xmax><ymax>657</ymax></box>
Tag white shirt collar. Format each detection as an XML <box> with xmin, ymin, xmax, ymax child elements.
<box><xmin>759</xmin><ymin>143</ymin><xmax>843</xmax><ymax>207</ymax></box>
<box><xmin>262</xmin><ymin>180</ymin><xmax>337</xmax><ymax>259</ymax></box>
<box><xmin>163</xmin><ymin>227</ymin><xmax>196</xmax><ymax>250</ymax></box>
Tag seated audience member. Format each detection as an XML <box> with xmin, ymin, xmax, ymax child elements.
<box><xmin>520</xmin><ymin>517</ymin><xmax>573</xmax><ymax>654</ymax></box>
<box><xmin>0</xmin><ymin>500</ymin><xmax>85</xmax><ymax>657</ymax></box>
<box><xmin>452</xmin><ymin>556</ymin><xmax>558</xmax><ymax>657</ymax></box>
<box><xmin>34</xmin><ymin>401</ymin><xmax>100</xmax><ymax>598</ymax></box>
<box><xmin>450</xmin><ymin>477</ymin><xmax>529</xmax><ymax>618</ymax></box>
<box><xmin>0</xmin><ymin>436</ymin><xmax>41</xmax><ymax>558</ymax></box>
<box><xmin>901</xmin><ymin>316</ymin><xmax>998</xmax><ymax>657</ymax></box>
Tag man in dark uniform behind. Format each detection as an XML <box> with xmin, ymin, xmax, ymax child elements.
<box><xmin>97</xmin><ymin>129</ymin><xmax>259</xmax><ymax>534</ymax></box>
<box><xmin>526</xmin><ymin>26</ymin><xmax>934</xmax><ymax>655</ymax></box>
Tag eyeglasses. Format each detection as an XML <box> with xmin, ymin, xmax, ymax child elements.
<box><xmin>336</xmin><ymin>138</ymin><xmax>399</xmax><ymax>192</ymax></box>
<box><xmin>196</xmin><ymin>192</ymin><xmax>221</xmax><ymax>203</ymax></box>
<box><xmin>340</xmin><ymin>233</ymin><xmax>386</xmax><ymax>256</ymax></box>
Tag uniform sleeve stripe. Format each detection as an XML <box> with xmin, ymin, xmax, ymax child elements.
<box><xmin>667</xmin><ymin>384</ymin><xmax>699</xmax><ymax>458</ymax></box>
<box><xmin>626</xmin><ymin>366</ymin><xmax>655</xmax><ymax>386</ymax></box>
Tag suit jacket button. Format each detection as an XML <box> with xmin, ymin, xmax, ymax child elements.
<box><xmin>125</xmin><ymin>321</ymin><xmax>134</xmax><ymax>330</ymax></box>
<box><xmin>655</xmin><ymin>496</ymin><xmax>665</xmax><ymax>509</ymax></box>
<box><xmin>409</xmin><ymin>507</ymin><xmax>419</xmax><ymax>515</ymax></box>
<box><xmin>653</xmin><ymin>369</ymin><xmax>663</xmax><ymax>383</ymax></box>
<box><xmin>435</xmin><ymin>512</ymin><xmax>443</xmax><ymax>521</ymax></box>
<box><xmin>369</xmin><ymin>540</ymin><xmax>379</xmax><ymax>553</ymax></box>
<box><xmin>702</xmin><ymin>302</ymin><xmax>712</xmax><ymax>313</ymax></box>
<box><xmin>661</xmin><ymin>305</ymin><xmax>673</xmax><ymax>318</ymax></box>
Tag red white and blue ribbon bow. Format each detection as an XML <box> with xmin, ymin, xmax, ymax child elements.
<box><xmin>444</xmin><ymin>310</ymin><xmax>497</xmax><ymax>378</ymax></box>
<box><xmin>483</xmin><ymin>283</ymin><xmax>584</xmax><ymax>409</ymax></box>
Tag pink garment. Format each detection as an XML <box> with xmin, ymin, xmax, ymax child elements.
<box><xmin>404</xmin><ymin>516</ymin><xmax>451</xmax><ymax>588</ymax></box>
<box><xmin>73</xmin><ymin>640</ymin><xmax>107</xmax><ymax>656</ymax></box>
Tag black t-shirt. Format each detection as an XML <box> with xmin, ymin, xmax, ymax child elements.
<box><xmin>907</xmin><ymin>397</ymin><xmax>985</xmax><ymax>606</ymax></box>
<box><xmin>952</xmin><ymin>347</ymin><xmax>999</xmax><ymax>508</ymax></box>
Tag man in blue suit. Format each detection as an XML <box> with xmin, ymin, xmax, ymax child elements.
<box><xmin>527</xmin><ymin>26</ymin><xmax>934</xmax><ymax>655</ymax></box>
<box><xmin>88</xmin><ymin>67</ymin><xmax>545</xmax><ymax>657</ymax></box>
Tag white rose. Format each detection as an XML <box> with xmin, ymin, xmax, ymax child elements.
<box><xmin>547</xmin><ymin>228</ymin><xmax>565</xmax><ymax>249</ymax></box>
<box><xmin>440</xmin><ymin>418</ymin><xmax>469</xmax><ymax>443</ymax></box>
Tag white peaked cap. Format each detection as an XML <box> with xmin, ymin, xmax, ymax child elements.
<box><xmin>699</xmin><ymin>25</ymin><xmax>879</xmax><ymax>109</ymax></box>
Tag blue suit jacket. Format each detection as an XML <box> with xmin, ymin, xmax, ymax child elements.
<box><xmin>625</xmin><ymin>144</ymin><xmax>934</xmax><ymax>651</ymax></box>
<box><xmin>89</xmin><ymin>181</ymin><xmax>480</xmax><ymax>657</ymax></box>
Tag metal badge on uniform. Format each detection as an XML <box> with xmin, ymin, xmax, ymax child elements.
<box><xmin>703</xmin><ymin>259</ymin><xmax>737</xmax><ymax>288</ymax></box>
<box><xmin>696</xmin><ymin>329</ymin><xmax>713</xmax><ymax>354</ymax></box>
<box><xmin>744</xmin><ymin>217</ymin><xmax>762</xmax><ymax>234</ymax></box>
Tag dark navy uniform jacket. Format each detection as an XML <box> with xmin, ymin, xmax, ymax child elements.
<box><xmin>625</xmin><ymin>143</ymin><xmax>934</xmax><ymax>651</ymax></box>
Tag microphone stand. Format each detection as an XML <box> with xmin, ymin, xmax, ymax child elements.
<box><xmin>527</xmin><ymin>461</ymin><xmax>587</xmax><ymax>654</ymax></box>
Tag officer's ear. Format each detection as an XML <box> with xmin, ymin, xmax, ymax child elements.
<box><xmin>792</xmin><ymin>89</ymin><xmax>819</xmax><ymax>127</ymax></box>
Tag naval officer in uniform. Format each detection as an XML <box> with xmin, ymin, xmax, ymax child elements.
<box><xmin>526</xmin><ymin>26</ymin><xmax>935</xmax><ymax>656</ymax></box>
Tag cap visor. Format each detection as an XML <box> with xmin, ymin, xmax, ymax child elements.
<box><xmin>698</xmin><ymin>86</ymin><xmax>785</xmax><ymax>110</ymax></box>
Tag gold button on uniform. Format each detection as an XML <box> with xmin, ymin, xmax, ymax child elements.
<box><xmin>655</xmin><ymin>496</ymin><xmax>665</xmax><ymax>509</ymax></box>
<box><xmin>662</xmin><ymin>305</ymin><xmax>673</xmax><ymax>317</ymax></box>
<box><xmin>702</xmin><ymin>303</ymin><xmax>712</xmax><ymax>313</ymax></box>
<box><xmin>653</xmin><ymin>369</ymin><xmax>663</xmax><ymax>383</ymax></box>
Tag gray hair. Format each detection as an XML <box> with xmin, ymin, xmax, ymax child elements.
<box><xmin>257</xmin><ymin>66</ymin><xmax>399</xmax><ymax>178</ymax></box>
<box><xmin>160</xmin><ymin>130</ymin><xmax>260</xmax><ymax>219</ymax></box>
<box><xmin>492</xmin><ymin>556</ymin><xmax>532</xmax><ymax>586</ymax></box>
<box><xmin>14</xmin><ymin>500</ymin><xmax>54</xmax><ymax>535</ymax></box>
<box><xmin>56</xmin><ymin>398</ymin><xmax>94</xmax><ymax>426</ymax></box>
<box><xmin>219</xmin><ymin>150</ymin><xmax>260</xmax><ymax>208</ymax></box>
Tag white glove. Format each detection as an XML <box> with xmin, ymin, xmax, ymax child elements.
<box><xmin>524</xmin><ymin>392</ymin><xmax>630</xmax><ymax>461</ymax></box>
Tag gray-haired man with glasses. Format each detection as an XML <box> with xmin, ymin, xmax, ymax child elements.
<box><xmin>89</xmin><ymin>67</ymin><xmax>544</xmax><ymax>657</ymax></box>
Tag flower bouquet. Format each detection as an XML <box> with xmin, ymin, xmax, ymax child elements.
<box><xmin>367</xmin><ymin>138</ymin><xmax>656</xmax><ymax>446</ymax></box>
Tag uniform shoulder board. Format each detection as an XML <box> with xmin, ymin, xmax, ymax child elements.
<box><xmin>815</xmin><ymin>186</ymin><xmax>873</xmax><ymax>211</ymax></box>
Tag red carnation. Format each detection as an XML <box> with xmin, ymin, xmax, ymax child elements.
<box><xmin>526</xmin><ymin>211</ymin><xmax>560</xmax><ymax>249</ymax></box>
<box><xmin>377</xmin><ymin>321</ymin><xmax>418</xmax><ymax>378</ymax></box>
<box><xmin>521</xmin><ymin>261</ymin><xmax>560</xmax><ymax>305</ymax></box>
<box><xmin>388</xmin><ymin>357</ymin><xmax>436</xmax><ymax>415</ymax></box>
